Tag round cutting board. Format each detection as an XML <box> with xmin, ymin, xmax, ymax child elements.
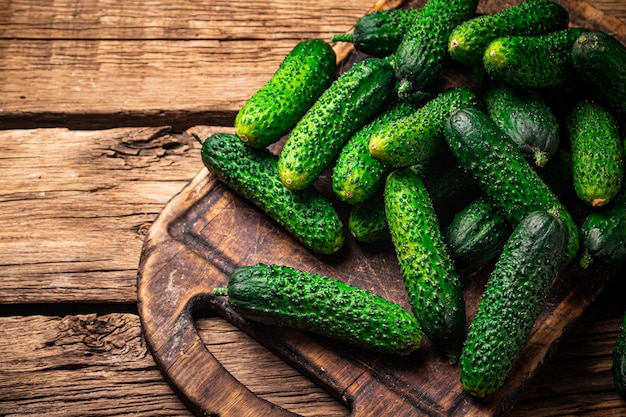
<box><xmin>137</xmin><ymin>0</ymin><xmax>624</xmax><ymax>415</ymax></box>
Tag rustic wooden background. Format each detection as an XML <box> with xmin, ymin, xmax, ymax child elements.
<box><xmin>1</xmin><ymin>0</ymin><xmax>625</xmax><ymax>415</ymax></box>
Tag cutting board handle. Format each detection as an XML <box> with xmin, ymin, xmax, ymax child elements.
<box><xmin>138</xmin><ymin>267</ymin><xmax>299</xmax><ymax>416</ymax></box>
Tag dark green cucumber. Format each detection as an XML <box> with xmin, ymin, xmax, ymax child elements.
<box><xmin>443</xmin><ymin>107</ymin><xmax>579</xmax><ymax>262</ymax></box>
<box><xmin>579</xmin><ymin>191</ymin><xmax>626</xmax><ymax>268</ymax></box>
<box><xmin>197</xmin><ymin>132</ymin><xmax>344</xmax><ymax>255</ymax></box>
<box><xmin>485</xmin><ymin>84</ymin><xmax>560</xmax><ymax>167</ymax></box>
<box><xmin>384</xmin><ymin>166</ymin><xmax>466</xmax><ymax>362</ymax></box>
<box><xmin>368</xmin><ymin>87</ymin><xmax>480</xmax><ymax>167</ymax></box>
<box><xmin>331</xmin><ymin>8</ymin><xmax>423</xmax><ymax>57</ymax></box>
<box><xmin>234</xmin><ymin>39</ymin><xmax>336</xmax><ymax>148</ymax></box>
<box><xmin>394</xmin><ymin>0</ymin><xmax>479</xmax><ymax>95</ymax></box>
<box><xmin>332</xmin><ymin>100</ymin><xmax>422</xmax><ymax>205</ymax></box>
<box><xmin>460</xmin><ymin>209</ymin><xmax>569</xmax><ymax>397</ymax></box>
<box><xmin>278</xmin><ymin>57</ymin><xmax>396</xmax><ymax>191</ymax></box>
<box><xmin>213</xmin><ymin>263</ymin><xmax>423</xmax><ymax>355</ymax></box>
<box><xmin>567</xmin><ymin>98</ymin><xmax>624</xmax><ymax>207</ymax></box>
<box><xmin>483</xmin><ymin>28</ymin><xmax>588</xmax><ymax>89</ymax></box>
<box><xmin>348</xmin><ymin>192</ymin><xmax>390</xmax><ymax>243</ymax></box>
<box><xmin>448</xmin><ymin>0</ymin><xmax>569</xmax><ymax>66</ymax></box>
<box><xmin>613</xmin><ymin>311</ymin><xmax>626</xmax><ymax>399</ymax></box>
<box><xmin>445</xmin><ymin>195</ymin><xmax>511</xmax><ymax>271</ymax></box>
<box><xmin>572</xmin><ymin>31</ymin><xmax>626</xmax><ymax>114</ymax></box>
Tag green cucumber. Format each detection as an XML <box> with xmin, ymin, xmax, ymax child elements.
<box><xmin>572</xmin><ymin>30</ymin><xmax>626</xmax><ymax>114</ymax></box>
<box><xmin>197</xmin><ymin>132</ymin><xmax>344</xmax><ymax>255</ymax></box>
<box><xmin>579</xmin><ymin>191</ymin><xmax>626</xmax><ymax>268</ymax></box>
<box><xmin>460</xmin><ymin>209</ymin><xmax>569</xmax><ymax>397</ymax></box>
<box><xmin>448</xmin><ymin>0</ymin><xmax>569</xmax><ymax>66</ymax></box>
<box><xmin>213</xmin><ymin>263</ymin><xmax>423</xmax><ymax>355</ymax></box>
<box><xmin>613</xmin><ymin>311</ymin><xmax>626</xmax><ymax>399</ymax></box>
<box><xmin>368</xmin><ymin>87</ymin><xmax>480</xmax><ymax>167</ymax></box>
<box><xmin>278</xmin><ymin>57</ymin><xmax>396</xmax><ymax>191</ymax></box>
<box><xmin>234</xmin><ymin>39</ymin><xmax>336</xmax><ymax>148</ymax></box>
<box><xmin>567</xmin><ymin>98</ymin><xmax>624</xmax><ymax>207</ymax></box>
<box><xmin>331</xmin><ymin>8</ymin><xmax>423</xmax><ymax>57</ymax></box>
<box><xmin>384</xmin><ymin>166</ymin><xmax>466</xmax><ymax>362</ymax></box>
<box><xmin>445</xmin><ymin>195</ymin><xmax>511</xmax><ymax>271</ymax></box>
<box><xmin>332</xmin><ymin>100</ymin><xmax>422</xmax><ymax>205</ymax></box>
<box><xmin>394</xmin><ymin>0</ymin><xmax>479</xmax><ymax>95</ymax></box>
<box><xmin>485</xmin><ymin>84</ymin><xmax>561</xmax><ymax>167</ymax></box>
<box><xmin>443</xmin><ymin>107</ymin><xmax>579</xmax><ymax>262</ymax></box>
<box><xmin>348</xmin><ymin>192</ymin><xmax>390</xmax><ymax>244</ymax></box>
<box><xmin>483</xmin><ymin>28</ymin><xmax>588</xmax><ymax>89</ymax></box>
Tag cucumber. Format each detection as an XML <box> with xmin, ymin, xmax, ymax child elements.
<box><xmin>483</xmin><ymin>28</ymin><xmax>588</xmax><ymax>89</ymax></box>
<box><xmin>278</xmin><ymin>57</ymin><xmax>396</xmax><ymax>191</ymax></box>
<box><xmin>485</xmin><ymin>84</ymin><xmax>560</xmax><ymax>167</ymax></box>
<box><xmin>331</xmin><ymin>8</ymin><xmax>423</xmax><ymax>57</ymax></box>
<box><xmin>443</xmin><ymin>107</ymin><xmax>579</xmax><ymax>262</ymax></box>
<box><xmin>572</xmin><ymin>30</ymin><xmax>626</xmax><ymax>114</ymax></box>
<box><xmin>579</xmin><ymin>191</ymin><xmax>626</xmax><ymax>268</ymax></box>
<box><xmin>459</xmin><ymin>209</ymin><xmax>569</xmax><ymax>397</ymax></box>
<box><xmin>448</xmin><ymin>0</ymin><xmax>569</xmax><ymax>66</ymax></box>
<box><xmin>394</xmin><ymin>0</ymin><xmax>479</xmax><ymax>95</ymax></box>
<box><xmin>567</xmin><ymin>98</ymin><xmax>624</xmax><ymax>207</ymax></box>
<box><xmin>197</xmin><ymin>132</ymin><xmax>344</xmax><ymax>255</ymax></box>
<box><xmin>368</xmin><ymin>86</ymin><xmax>480</xmax><ymax>167</ymax></box>
<box><xmin>445</xmin><ymin>195</ymin><xmax>511</xmax><ymax>271</ymax></box>
<box><xmin>213</xmin><ymin>263</ymin><xmax>423</xmax><ymax>355</ymax></box>
<box><xmin>384</xmin><ymin>166</ymin><xmax>466</xmax><ymax>362</ymax></box>
<box><xmin>348</xmin><ymin>192</ymin><xmax>390</xmax><ymax>244</ymax></box>
<box><xmin>332</xmin><ymin>100</ymin><xmax>422</xmax><ymax>205</ymax></box>
<box><xmin>613</xmin><ymin>311</ymin><xmax>626</xmax><ymax>399</ymax></box>
<box><xmin>234</xmin><ymin>39</ymin><xmax>336</xmax><ymax>148</ymax></box>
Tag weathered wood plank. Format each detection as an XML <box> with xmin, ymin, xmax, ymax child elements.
<box><xmin>1</xmin><ymin>0</ymin><xmax>624</xmax><ymax>130</ymax></box>
<box><xmin>0</xmin><ymin>313</ymin><xmax>348</xmax><ymax>417</ymax></box>
<box><xmin>1</xmin><ymin>288</ymin><xmax>625</xmax><ymax>417</ymax></box>
<box><xmin>0</xmin><ymin>126</ymin><xmax>206</xmax><ymax>304</ymax></box>
<box><xmin>0</xmin><ymin>0</ymin><xmax>391</xmax><ymax>130</ymax></box>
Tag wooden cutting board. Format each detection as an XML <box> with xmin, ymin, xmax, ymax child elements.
<box><xmin>137</xmin><ymin>0</ymin><xmax>624</xmax><ymax>415</ymax></box>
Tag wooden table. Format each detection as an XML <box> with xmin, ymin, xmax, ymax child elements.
<box><xmin>1</xmin><ymin>0</ymin><xmax>625</xmax><ymax>415</ymax></box>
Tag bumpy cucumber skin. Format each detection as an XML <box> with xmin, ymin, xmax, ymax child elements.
<box><xmin>579</xmin><ymin>191</ymin><xmax>626</xmax><ymax>268</ymax></box>
<box><xmin>332</xmin><ymin>8</ymin><xmax>424</xmax><ymax>57</ymax></box>
<box><xmin>448</xmin><ymin>0</ymin><xmax>569</xmax><ymax>66</ymax></box>
<box><xmin>613</xmin><ymin>312</ymin><xmax>626</xmax><ymax>399</ymax></box>
<box><xmin>199</xmin><ymin>133</ymin><xmax>344</xmax><ymax>255</ymax></box>
<box><xmin>384</xmin><ymin>167</ymin><xmax>466</xmax><ymax>362</ymax></box>
<box><xmin>332</xmin><ymin>101</ymin><xmax>421</xmax><ymax>205</ymax></box>
<box><xmin>368</xmin><ymin>87</ymin><xmax>480</xmax><ymax>167</ymax></box>
<box><xmin>278</xmin><ymin>58</ymin><xmax>396</xmax><ymax>191</ymax></box>
<box><xmin>485</xmin><ymin>85</ymin><xmax>561</xmax><ymax>167</ymax></box>
<box><xmin>445</xmin><ymin>196</ymin><xmax>511</xmax><ymax>271</ymax></box>
<box><xmin>567</xmin><ymin>99</ymin><xmax>624</xmax><ymax>207</ymax></box>
<box><xmin>572</xmin><ymin>31</ymin><xmax>626</xmax><ymax>114</ymax></box>
<box><xmin>460</xmin><ymin>210</ymin><xmax>569</xmax><ymax>397</ymax></box>
<box><xmin>443</xmin><ymin>107</ymin><xmax>579</xmax><ymax>262</ymax></box>
<box><xmin>348</xmin><ymin>193</ymin><xmax>390</xmax><ymax>243</ymax></box>
<box><xmin>483</xmin><ymin>28</ymin><xmax>588</xmax><ymax>89</ymax></box>
<box><xmin>394</xmin><ymin>0</ymin><xmax>479</xmax><ymax>95</ymax></box>
<box><xmin>218</xmin><ymin>263</ymin><xmax>423</xmax><ymax>355</ymax></box>
<box><xmin>234</xmin><ymin>39</ymin><xmax>336</xmax><ymax>148</ymax></box>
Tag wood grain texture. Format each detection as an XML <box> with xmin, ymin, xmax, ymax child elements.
<box><xmin>0</xmin><ymin>126</ymin><xmax>202</xmax><ymax>304</ymax></box>
<box><xmin>0</xmin><ymin>0</ymin><xmax>403</xmax><ymax>130</ymax></box>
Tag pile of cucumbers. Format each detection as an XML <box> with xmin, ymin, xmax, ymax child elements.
<box><xmin>201</xmin><ymin>0</ymin><xmax>626</xmax><ymax>399</ymax></box>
